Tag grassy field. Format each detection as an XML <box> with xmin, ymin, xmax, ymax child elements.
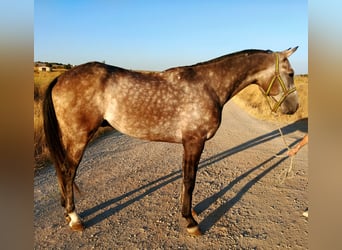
<box><xmin>34</xmin><ymin>72</ymin><xmax>308</xmax><ymax>169</ymax></box>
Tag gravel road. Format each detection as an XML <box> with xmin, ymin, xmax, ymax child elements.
<box><xmin>34</xmin><ymin>102</ymin><xmax>308</xmax><ymax>249</ymax></box>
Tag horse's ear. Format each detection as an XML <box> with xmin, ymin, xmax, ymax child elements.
<box><xmin>281</xmin><ymin>46</ymin><xmax>299</xmax><ymax>58</ymax></box>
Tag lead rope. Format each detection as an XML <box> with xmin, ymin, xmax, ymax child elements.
<box><xmin>263</xmin><ymin>53</ymin><xmax>296</xmax><ymax>184</ymax></box>
<box><xmin>273</xmin><ymin>117</ymin><xmax>295</xmax><ymax>184</ymax></box>
<box><xmin>262</xmin><ymin>105</ymin><xmax>296</xmax><ymax>184</ymax></box>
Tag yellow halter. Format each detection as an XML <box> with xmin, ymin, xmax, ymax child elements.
<box><xmin>263</xmin><ymin>53</ymin><xmax>297</xmax><ymax>113</ymax></box>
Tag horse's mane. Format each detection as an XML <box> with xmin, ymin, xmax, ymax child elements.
<box><xmin>165</xmin><ymin>49</ymin><xmax>273</xmax><ymax>72</ymax></box>
<box><xmin>192</xmin><ymin>49</ymin><xmax>273</xmax><ymax>67</ymax></box>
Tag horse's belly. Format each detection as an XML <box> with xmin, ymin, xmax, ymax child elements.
<box><xmin>105</xmin><ymin>111</ymin><xmax>183</xmax><ymax>143</ymax></box>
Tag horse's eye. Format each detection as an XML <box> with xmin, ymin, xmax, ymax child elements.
<box><xmin>289</xmin><ymin>72</ymin><xmax>294</xmax><ymax>78</ymax></box>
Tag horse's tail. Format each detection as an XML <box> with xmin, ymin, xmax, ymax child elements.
<box><xmin>43</xmin><ymin>77</ymin><xmax>66</xmax><ymax>170</ymax></box>
<box><xmin>43</xmin><ymin>77</ymin><xmax>68</xmax><ymax>199</ymax></box>
<box><xmin>43</xmin><ymin>77</ymin><xmax>81</xmax><ymax>198</ymax></box>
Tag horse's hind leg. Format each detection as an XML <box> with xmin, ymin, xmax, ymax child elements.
<box><xmin>63</xmin><ymin>161</ymin><xmax>83</xmax><ymax>231</ymax></box>
<box><xmin>181</xmin><ymin>136</ymin><xmax>205</xmax><ymax>236</ymax></box>
<box><xmin>57</xmin><ymin>134</ymin><xmax>91</xmax><ymax>231</ymax></box>
<box><xmin>55</xmin><ymin>165</ymin><xmax>82</xmax><ymax>231</ymax></box>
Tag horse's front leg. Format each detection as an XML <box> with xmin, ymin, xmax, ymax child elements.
<box><xmin>181</xmin><ymin>137</ymin><xmax>205</xmax><ymax>236</ymax></box>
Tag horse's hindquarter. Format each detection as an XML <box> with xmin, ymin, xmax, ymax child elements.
<box><xmin>104</xmin><ymin>70</ymin><xmax>221</xmax><ymax>143</ymax></box>
<box><xmin>52</xmin><ymin>63</ymin><xmax>110</xmax><ymax>140</ymax></box>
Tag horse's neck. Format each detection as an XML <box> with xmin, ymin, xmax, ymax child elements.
<box><xmin>201</xmin><ymin>57</ymin><xmax>267</xmax><ymax>106</ymax></box>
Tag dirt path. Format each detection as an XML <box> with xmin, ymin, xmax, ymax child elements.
<box><xmin>34</xmin><ymin>102</ymin><xmax>308</xmax><ymax>249</ymax></box>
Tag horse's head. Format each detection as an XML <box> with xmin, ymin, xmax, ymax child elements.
<box><xmin>259</xmin><ymin>47</ymin><xmax>299</xmax><ymax>114</ymax></box>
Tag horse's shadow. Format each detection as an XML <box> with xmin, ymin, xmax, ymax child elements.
<box><xmin>196</xmin><ymin>147</ymin><xmax>291</xmax><ymax>232</ymax></box>
<box><xmin>80</xmin><ymin>118</ymin><xmax>307</xmax><ymax>232</ymax></box>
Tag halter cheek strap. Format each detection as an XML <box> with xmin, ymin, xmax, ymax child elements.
<box><xmin>263</xmin><ymin>53</ymin><xmax>297</xmax><ymax>113</ymax></box>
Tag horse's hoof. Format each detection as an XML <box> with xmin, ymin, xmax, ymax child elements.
<box><xmin>69</xmin><ymin>221</ymin><xmax>85</xmax><ymax>232</ymax></box>
<box><xmin>187</xmin><ymin>225</ymin><xmax>202</xmax><ymax>236</ymax></box>
<box><xmin>66</xmin><ymin>211</ymin><xmax>84</xmax><ymax>231</ymax></box>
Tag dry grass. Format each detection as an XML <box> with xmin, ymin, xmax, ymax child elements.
<box><xmin>34</xmin><ymin>71</ymin><xmax>63</xmax><ymax>169</ymax></box>
<box><xmin>232</xmin><ymin>75</ymin><xmax>308</xmax><ymax>123</ymax></box>
<box><xmin>34</xmin><ymin>101</ymin><xmax>51</xmax><ymax>169</ymax></box>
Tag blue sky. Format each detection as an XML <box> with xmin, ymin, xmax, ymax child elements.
<box><xmin>34</xmin><ymin>0</ymin><xmax>308</xmax><ymax>74</ymax></box>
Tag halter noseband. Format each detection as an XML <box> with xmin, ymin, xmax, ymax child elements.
<box><xmin>263</xmin><ymin>53</ymin><xmax>297</xmax><ymax>113</ymax></box>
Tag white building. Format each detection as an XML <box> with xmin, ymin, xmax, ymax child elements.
<box><xmin>38</xmin><ymin>66</ymin><xmax>52</xmax><ymax>72</ymax></box>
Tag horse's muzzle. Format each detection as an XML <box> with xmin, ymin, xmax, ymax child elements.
<box><xmin>281</xmin><ymin>102</ymin><xmax>299</xmax><ymax>114</ymax></box>
<box><xmin>280</xmin><ymin>94</ymin><xmax>299</xmax><ymax>114</ymax></box>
